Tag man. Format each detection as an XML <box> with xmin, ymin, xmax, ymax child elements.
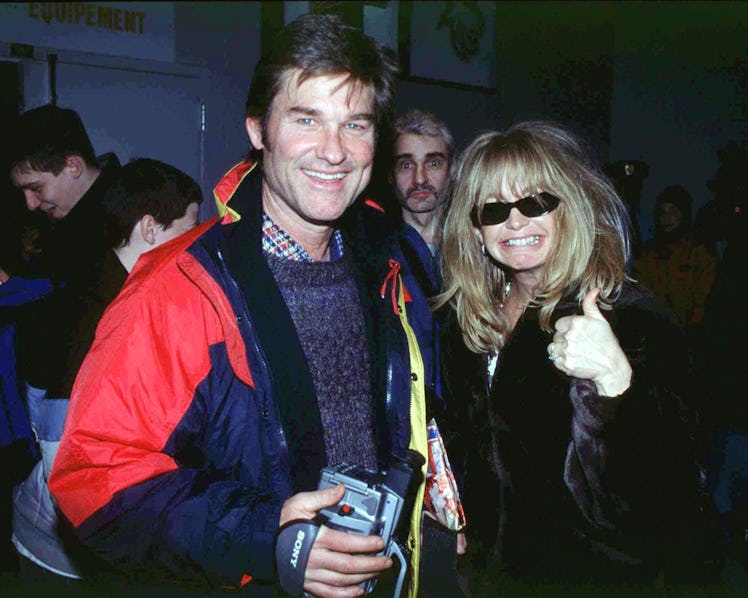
<box><xmin>12</xmin><ymin>158</ymin><xmax>202</xmax><ymax>587</ymax></box>
<box><xmin>389</xmin><ymin>113</ymin><xmax>468</xmax><ymax>597</ymax></box>
<box><xmin>391</xmin><ymin>109</ymin><xmax>455</xmax><ymax>404</ymax></box>
<box><xmin>50</xmin><ymin>14</ymin><xmax>425</xmax><ymax>597</ymax></box>
<box><xmin>9</xmin><ymin>104</ymin><xmax>121</xmax><ymax>396</ymax></box>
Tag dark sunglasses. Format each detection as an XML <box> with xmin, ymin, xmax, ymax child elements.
<box><xmin>471</xmin><ymin>192</ymin><xmax>561</xmax><ymax>226</ymax></box>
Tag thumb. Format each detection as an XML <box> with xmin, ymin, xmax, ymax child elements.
<box><xmin>582</xmin><ymin>288</ymin><xmax>605</xmax><ymax>320</ymax></box>
<box><xmin>313</xmin><ymin>483</ymin><xmax>346</xmax><ymax>511</ymax></box>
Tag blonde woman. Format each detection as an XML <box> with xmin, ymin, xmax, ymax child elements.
<box><xmin>437</xmin><ymin>122</ymin><xmax>703</xmax><ymax>589</ymax></box>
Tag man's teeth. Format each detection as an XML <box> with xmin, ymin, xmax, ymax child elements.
<box><xmin>505</xmin><ymin>236</ymin><xmax>540</xmax><ymax>246</ymax></box>
<box><xmin>303</xmin><ymin>169</ymin><xmax>345</xmax><ymax>181</ymax></box>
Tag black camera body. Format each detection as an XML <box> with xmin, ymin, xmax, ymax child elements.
<box><xmin>317</xmin><ymin>449</ymin><xmax>425</xmax><ymax>597</ymax></box>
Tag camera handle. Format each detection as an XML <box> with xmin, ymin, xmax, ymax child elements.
<box><xmin>275</xmin><ymin>518</ymin><xmax>321</xmax><ymax>597</ymax></box>
<box><xmin>386</xmin><ymin>539</ymin><xmax>409</xmax><ymax>598</ymax></box>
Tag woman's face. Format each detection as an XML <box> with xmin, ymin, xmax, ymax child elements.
<box><xmin>477</xmin><ymin>180</ymin><xmax>558</xmax><ymax>281</ymax></box>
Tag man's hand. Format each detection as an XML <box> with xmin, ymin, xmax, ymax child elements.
<box><xmin>280</xmin><ymin>484</ymin><xmax>393</xmax><ymax>597</ymax></box>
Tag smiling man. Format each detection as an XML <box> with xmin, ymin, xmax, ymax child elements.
<box><xmin>49</xmin><ymin>14</ymin><xmax>429</xmax><ymax>598</ymax></box>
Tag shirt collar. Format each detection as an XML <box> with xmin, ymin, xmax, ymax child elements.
<box><xmin>262</xmin><ymin>213</ymin><xmax>344</xmax><ymax>262</ymax></box>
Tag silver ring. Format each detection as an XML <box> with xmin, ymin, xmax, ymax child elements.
<box><xmin>548</xmin><ymin>354</ymin><xmax>557</xmax><ymax>363</ymax></box>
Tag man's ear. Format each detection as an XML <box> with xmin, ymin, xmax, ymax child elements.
<box><xmin>139</xmin><ymin>214</ymin><xmax>158</xmax><ymax>245</ymax></box>
<box><xmin>64</xmin><ymin>155</ymin><xmax>85</xmax><ymax>179</ymax></box>
<box><xmin>245</xmin><ymin>117</ymin><xmax>264</xmax><ymax>150</ymax></box>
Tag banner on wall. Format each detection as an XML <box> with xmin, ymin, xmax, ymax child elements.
<box><xmin>0</xmin><ymin>2</ymin><xmax>175</xmax><ymax>62</ymax></box>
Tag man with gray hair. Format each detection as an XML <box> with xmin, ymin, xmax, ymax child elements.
<box><xmin>390</xmin><ymin>110</ymin><xmax>466</xmax><ymax>596</ymax></box>
<box><xmin>392</xmin><ymin>109</ymin><xmax>455</xmax><ymax>252</ymax></box>
<box><xmin>390</xmin><ymin>108</ymin><xmax>455</xmax><ymax>405</ymax></box>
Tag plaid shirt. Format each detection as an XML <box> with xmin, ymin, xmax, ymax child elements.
<box><xmin>262</xmin><ymin>213</ymin><xmax>344</xmax><ymax>262</ymax></box>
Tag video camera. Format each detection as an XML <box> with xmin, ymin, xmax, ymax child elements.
<box><xmin>276</xmin><ymin>449</ymin><xmax>424</xmax><ymax>597</ymax></box>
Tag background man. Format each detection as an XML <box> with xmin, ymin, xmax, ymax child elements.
<box><xmin>12</xmin><ymin>158</ymin><xmax>202</xmax><ymax>589</ymax></box>
<box><xmin>50</xmin><ymin>14</ymin><xmax>426</xmax><ymax>598</ymax></box>
<box><xmin>8</xmin><ymin>104</ymin><xmax>121</xmax><ymax>398</ymax></box>
<box><xmin>391</xmin><ymin>109</ymin><xmax>455</xmax><ymax>404</ymax></box>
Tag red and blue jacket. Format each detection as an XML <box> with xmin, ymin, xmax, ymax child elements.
<box><xmin>49</xmin><ymin>163</ymin><xmax>427</xmax><ymax>593</ymax></box>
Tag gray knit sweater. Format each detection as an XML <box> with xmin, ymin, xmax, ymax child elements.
<box><xmin>265</xmin><ymin>252</ymin><xmax>377</xmax><ymax>469</ymax></box>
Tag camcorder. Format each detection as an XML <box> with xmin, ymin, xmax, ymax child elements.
<box><xmin>276</xmin><ymin>449</ymin><xmax>424</xmax><ymax>598</ymax></box>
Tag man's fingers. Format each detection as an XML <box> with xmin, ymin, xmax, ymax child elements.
<box><xmin>304</xmin><ymin>538</ymin><xmax>393</xmax><ymax>597</ymax></box>
<box><xmin>280</xmin><ymin>485</ymin><xmax>346</xmax><ymax>525</ymax></box>
<box><xmin>304</xmin><ymin>580</ymin><xmax>366</xmax><ymax>598</ymax></box>
<box><xmin>310</xmin><ymin>484</ymin><xmax>347</xmax><ymax>511</ymax></box>
<box><xmin>315</xmin><ymin>525</ymin><xmax>386</xmax><ymax>554</ymax></box>
<box><xmin>308</xmin><ymin>550</ymin><xmax>392</xmax><ymax>578</ymax></box>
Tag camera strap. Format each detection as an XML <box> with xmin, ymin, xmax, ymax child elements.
<box><xmin>275</xmin><ymin>518</ymin><xmax>321</xmax><ymax>597</ymax></box>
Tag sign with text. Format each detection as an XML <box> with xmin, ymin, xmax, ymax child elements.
<box><xmin>0</xmin><ymin>2</ymin><xmax>175</xmax><ymax>62</ymax></box>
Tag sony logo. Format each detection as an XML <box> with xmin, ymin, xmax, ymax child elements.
<box><xmin>290</xmin><ymin>529</ymin><xmax>305</xmax><ymax>568</ymax></box>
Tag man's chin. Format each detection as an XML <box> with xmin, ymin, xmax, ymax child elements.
<box><xmin>403</xmin><ymin>202</ymin><xmax>438</xmax><ymax>214</ymax></box>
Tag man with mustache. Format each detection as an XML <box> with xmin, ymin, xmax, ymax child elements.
<box><xmin>390</xmin><ymin>110</ymin><xmax>466</xmax><ymax>597</ymax></box>
<box><xmin>391</xmin><ymin>109</ymin><xmax>454</xmax><ymax>406</ymax></box>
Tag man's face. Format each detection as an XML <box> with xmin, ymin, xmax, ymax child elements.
<box><xmin>393</xmin><ymin>133</ymin><xmax>450</xmax><ymax>214</ymax></box>
<box><xmin>246</xmin><ymin>70</ymin><xmax>376</xmax><ymax>238</ymax></box>
<box><xmin>11</xmin><ymin>161</ymin><xmax>82</xmax><ymax>219</ymax></box>
<box><xmin>657</xmin><ymin>201</ymin><xmax>684</xmax><ymax>234</ymax></box>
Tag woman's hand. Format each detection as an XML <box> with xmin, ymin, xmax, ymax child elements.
<box><xmin>548</xmin><ymin>289</ymin><xmax>632</xmax><ymax>397</ymax></box>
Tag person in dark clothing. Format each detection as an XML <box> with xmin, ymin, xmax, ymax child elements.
<box><xmin>8</xmin><ymin>104</ymin><xmax>121</xmax><ymax>396</ymax></box>
<box><xmin>695</xmin><ymin>190</ymin><xmax>748</xmax><ymax>592</ymax></box>
<box><xmin>390</xmin><ymin>108</ymin><xmax>454</xmax><ymax>404</ymax></box>
<box><xmin>4</xmin><ymin>105</ymin><xmax>118</xmax><ymax>579</ymax></box>
<box><xmin>389</xmin><ymin>109</ymin><xmax>468</xmax><ymax>596</ymax></box>
<box><xmin>0</xmin><ymin>264</ymin><xmax>51</xmax><ymax>575</ymax></box>
<box><xmin>436</xmin><ymin>122</ymin><xmax>703</xmax><ymax>591</ymax></box>
<box><xmin>12</xmin><ymin>158</ymin><xmax>202</xmax><ymax>589</ymax></box>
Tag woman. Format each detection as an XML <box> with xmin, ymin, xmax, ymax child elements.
<box><xmin>437</xmin><ymin>122</ymin><xmax>703</xmax><ymax>589</ymax></box>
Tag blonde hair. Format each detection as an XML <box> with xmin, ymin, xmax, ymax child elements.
<box><xmin>436</xmin><ymin>121</ymin><xmax>631</xmax><ymax>354</ymax></box>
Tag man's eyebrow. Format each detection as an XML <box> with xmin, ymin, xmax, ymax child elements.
<box><xmin>288</xmin><ymin>106</ymin><xmax>319</xmax><ymax>117</ymax></box>
<box><xmin>347</xmin><ymin>112</ymin><xmax>374</xmax><ymax>122</ymax></box>
<box><xmin>287</xmin><ymin>106</ymin><xmax>374</xmax><ymax>122</ymax></box>
<box><xmin>394</xmin><ymin>152</ymin><xmax>448</xmax><ymax>161</ymax></box>
<box><xmin>17</xmin><ymin>181</ymin><xmax>40</xmax><ymax>189</ymax></box>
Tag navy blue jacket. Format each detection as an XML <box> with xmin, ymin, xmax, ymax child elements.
<box><xmin>50</xmin><ymin>163</ymin><xmax>418</xmax><ymax>592</ymax></box>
